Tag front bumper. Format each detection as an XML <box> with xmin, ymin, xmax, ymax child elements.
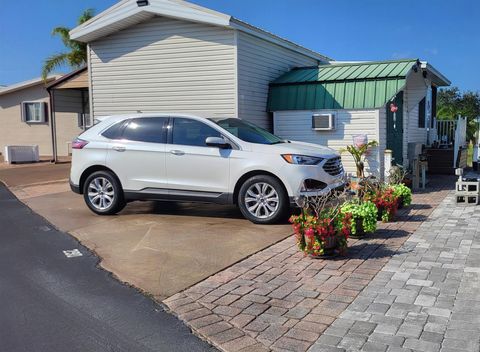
<box><xmin>70</xmin><ymin>179</ymin><xmax>81</xmax><ymax>194</ymax></box>
<box><xmin>289</xmin><ymin>180</ymin><xmax>345</xmax><ymax>207</ymax></box>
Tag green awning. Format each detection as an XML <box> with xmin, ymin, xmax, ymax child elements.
<box><xmin>268</xmin><ymin>59</ymin><xmax>418</xmax><ymax>111</ymax></box>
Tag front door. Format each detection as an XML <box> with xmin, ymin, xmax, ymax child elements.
<box><xmin>386</xmin><ymin>91</ymin><xmax>404</xmax><ymax>165</ymax></box>
<box><xmin>166</xmin><ymin>117</ymin><xmax>230</xmax><ymax>194</ymax></box>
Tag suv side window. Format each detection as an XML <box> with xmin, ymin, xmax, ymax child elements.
<box><xmin>122</xmin><ymin>117</ymin><xmax>168</xmax><ymax>143</ymax></box>
<box><xmin>102</xmin><ymin>120</ymin><xmax>127</xmax><ymax>140</ymax></box>
<box><xmin>172</xmin><ymin>118</ymin><xmax>222</xmax><ymax>147</ymax></box>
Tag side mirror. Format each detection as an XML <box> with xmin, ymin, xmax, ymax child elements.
<box><xmin>206</xmin><ymin>136</ymin><xmax>231</xmax><ymax>149</ymax></box>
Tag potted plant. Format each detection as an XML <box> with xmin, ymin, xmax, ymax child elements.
<box><xmin>367</xmin><ymin>187</ymin><xmax>399</xmax><ymax>222</ymax></box>
<box><xmin>340</xmin><ymin>200</ymin><xmax>378</xmax><ymax>238</ymax></box>
<box><xmin>289</xmin><ymin>191</ymin><xmax>351</xmax><ymax>257</ymax></box>
<box><xmin>341</xmin><ymin>136</ymin><xmax>378</xmax><ymax>191</ymax></box>
<box><xmin>391</xmin><ymin>183</ymin><xmax>412</xmax><ymax>208</ymax></box>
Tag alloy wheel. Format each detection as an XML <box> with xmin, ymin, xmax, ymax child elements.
<box><xmin>87</xmin><ymin>177</ymin><xmax>115</xmax><ymax>210</ymax></box>
<box><xmin>244</xmin><ymin>182</ymin><xmax>279</xmax><ymax>219</ymax></box>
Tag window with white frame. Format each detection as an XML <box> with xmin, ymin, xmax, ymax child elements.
<box><xmin>21</xmin><ymin>102</ymin><xmax>47</xmax><ymax>123</ymax></box>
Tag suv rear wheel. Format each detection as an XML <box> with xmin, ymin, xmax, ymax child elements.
<box><xmin>238</xmin><ymin>175</ymin><xmax>289</xmax><ymax>224</ymax></box>
<box><xmin>83</xmin><ymin>171</ymin><xmax>126</xmax><ymax>215</ymax></box>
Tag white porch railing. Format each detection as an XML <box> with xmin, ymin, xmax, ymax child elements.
<box><xmin>454</xmin><ymin>116</ymin><xmax>467</xmax><ymax>168</ymax></box>
<box><xmin>432</xmin><ymin>116</ymin><xmax>468</xmax><ymax>168</ymax></box>
<box><xmin>436</xmin><ymin>119</ymin><xmax>456</xmax><ymax>146</ymax></box>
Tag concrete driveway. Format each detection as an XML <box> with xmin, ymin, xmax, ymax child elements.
<box><xmin>0</xmin><ymin>163</ymin><xmax>290</xmax><ymax>300</ymax></box>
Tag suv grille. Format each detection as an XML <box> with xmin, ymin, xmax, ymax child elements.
<box><xmin>323</xmin><ymin>157</ymin><xmax>343</xmax><ymax>176</ymax></box>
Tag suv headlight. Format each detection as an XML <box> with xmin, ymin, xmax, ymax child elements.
<box><xmin>281</xmin><ymin>154</ymin><xmax>324</xmax><ymax>165</ymax></box>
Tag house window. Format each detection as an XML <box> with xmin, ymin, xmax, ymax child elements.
<box><xmin>21</xmin><ymin>102</ymin><xmax>47</xmax><ymax>123</ymax></box>
<box><xmin>418</xmin><ymin>98</ymin><xmax>426</xmax><ymax>128</ymax></box>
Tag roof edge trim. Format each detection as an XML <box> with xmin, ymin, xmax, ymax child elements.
<box><xmin>0</xmin><ymin>75</ymin><xmax>61</xmax><ymax>96</ymax></box>
<box><xmin>421</xmin><ymin>62</ymin><xmax>451</xmax><ymax>86</ymax></box>
<box><xmin>46</xmin><ymin>67</ymin><xmax>88</xmax><ymax>90</ymax></box>
<box><xmin>69</xmin><ymin>0</ymin><xmax>330</xmax><ymax>63</ymax></box>
<box><xmin>229</xmin><ymin>18</ymin><xmax>330</xmax><ymax>62</ymax></box>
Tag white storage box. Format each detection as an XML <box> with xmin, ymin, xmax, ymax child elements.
<box><xmin>4</xmin><ymin>145</ymin><xmax>40</xmax><ymax>163</ymax></box>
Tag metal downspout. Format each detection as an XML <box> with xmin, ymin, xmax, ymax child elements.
<box><xmin>81</xmin><ymin>90</ymin><xmax>86</xmax><ymax>131</ymax></box>
<box><xmin>48</xmin><ymin>89</ymin><xmax>58</xmax><ymax>163</ymax></box>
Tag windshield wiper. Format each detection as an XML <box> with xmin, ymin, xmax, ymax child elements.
<box><xmin>270</xmin><ymin>140</ymin><xmax>286</xmax><ymax>145</ymax></box>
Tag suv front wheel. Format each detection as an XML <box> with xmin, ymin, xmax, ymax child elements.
<box><xmin>238</xmin><ymin>175</ymin><xmax>289</xmax><ymax>224</ymax></box>
<box><xmin>83</xmin><ymin>171</ymin><xmax>126</xmax><ymax>215</ymax></box>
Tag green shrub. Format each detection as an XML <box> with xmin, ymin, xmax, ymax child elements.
<box><xmin>340</xmin><ymin>200</ymin><xmax>378</xmax><ymax>235</ymax></box>
<box><xmin>391</xmin><ymin>183</ymin><xmax>412</xmax><ymax>206</ymax></box>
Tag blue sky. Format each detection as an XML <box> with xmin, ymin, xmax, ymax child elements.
<box><xmin>0</xmin><ymin>0</ymin><xmax>478</xmax><ymax>91</ymax></box>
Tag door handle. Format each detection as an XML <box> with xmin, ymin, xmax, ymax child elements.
<box><xmin>112</xmin><ymin>146</ymin><xmax>126</xmax><ymax>152</ymax></box>
<box><xmin>170</xmin><ymin>150</ymin><xmax>185</xmax><ymax>156</ymax></box>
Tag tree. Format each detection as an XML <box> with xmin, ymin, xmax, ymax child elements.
<box><xmin>41</xmin><ymin>9</ymin><xmax>95</xmax><ymax>80</ymax></box>
<box><xmin>437</xmin><ymin>87</ymin><xmax>480</xmax><ymax>141</ymax></box>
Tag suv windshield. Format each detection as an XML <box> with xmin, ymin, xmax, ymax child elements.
<box><xmin>210</xmin><ymin>118</ymin><xmax>285</xmax><ymax>145</ymax></box>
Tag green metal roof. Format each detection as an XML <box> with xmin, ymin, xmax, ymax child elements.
<box><xmin>268</xmin><ymin>59</ymin><xmax>418</xmax><ymax>111</ymax></box>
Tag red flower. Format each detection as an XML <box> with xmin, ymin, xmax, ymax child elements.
<box><xmin>293</xmin><ymin>223</ymin><xmax>301</xmax><ymax>234</ymax></box>
<box><xmin>305</xmin><ymin>227</ymin><xmax>315</xmax><ymax>238</ymax></box>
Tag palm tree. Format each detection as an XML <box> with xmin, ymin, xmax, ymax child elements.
<box><xmin>41</xmin><ymin>9</ymin><xmax>95</xmax><ymax>80</ymax></box>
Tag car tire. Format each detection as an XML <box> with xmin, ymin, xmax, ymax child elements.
<box><xmin>83</xmin><ymin>170</ymin><xmax>126</xmax><ymax>215</ymax></box>
<box><xmin>238</xmin><ymin>175</ymin><xmax>289</xmax><ymax>224</ymax></box>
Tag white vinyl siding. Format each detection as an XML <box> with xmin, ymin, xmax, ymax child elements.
<box><xmin>273</xmin><ymin>109</ymin><xmax>381</xmax><ymax>176</ymax></box>
<box><xmin>89</xmin><ymin>16</ymin><xmax>236</xmax><ymax>117</ymax></box>
<box><xmin>237</xmin><ymin>31</ymin><xmax>320</xmax><ymax>129</ymax></box>
<box><xmin>403</xmin><ymin>70</ymin><xmax>429</xmax><ymax>165</ymax></box>
<box><xmin>378</xmin><ymin>107</ymin><xmax>387</xmax><ymax>178</ymax></box>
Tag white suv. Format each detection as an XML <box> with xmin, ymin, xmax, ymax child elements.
<box><xmin>70</xmin><ymin>114</ymin><xmax>344</xmax><ymax>224</ymax></box>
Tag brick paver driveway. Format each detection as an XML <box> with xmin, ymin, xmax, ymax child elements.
<box><xmin>165</xmin><ymin>178</ymin><xmax>454</xmax><ymax>352</ymax></box>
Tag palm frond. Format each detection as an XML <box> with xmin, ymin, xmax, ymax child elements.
<box><xmin>42</xmin><ymin>53</ymin><xmax>68</xmax><ymax>81</ymax></box>
<box><xmin>42</xmin><ymin>9</ymin><xmax>95</xmax><ymax>78</ymax></box>
<box><xmin>52</xmin><ymin>26</ymin><xmax>72</xmax><ymax>48</ymax></box>
<box><xmin>78</xmin><ymin>9</ymin><xmax>95</xmax><ymax>25</ymax></box>
<box><xmin>66</xmin><ymin>50</ymin><xmax>87</xmax><ymax>68</ymax></box>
